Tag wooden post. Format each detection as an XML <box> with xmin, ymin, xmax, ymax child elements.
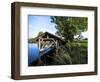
<box><xmin>55</xmin><ymin>40</ymin><xmax>58</xmax><ymax>55</ymax></box>
<box><xmin>47</xmin><ymin>35</ymin><xmax>49</xmax><ymax>38</ymax></box>
<box><xmin>41</xmin><ymin>38</ymin><xmax>45</xmax><ymax>49</ymax></box>
<box><xmin>38</xmin><ymin>38</ymin><xmax>41</xmax><ymax>50</ymax></box>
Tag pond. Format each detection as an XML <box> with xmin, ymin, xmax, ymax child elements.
<box><xmin>28</xmin><ymin>43</ymin><xmax>55</xmax><ymax>66</ymax></box>
<box><xmin>28</xmin><ymin>43</ymin><xmax>40</xmax><ymax>66</ymax></box>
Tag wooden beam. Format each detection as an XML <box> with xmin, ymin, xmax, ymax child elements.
<box><xmin>47</xmin><ymin>35</ymin><xmax>49</xmax><ymax>38</ymax></box>
<box><xmin>39</xmin><ymin>38</ymin><xmax>55</xmax><ymax>41</ymax></box>
<box><xmin>38</xmin><ymin>39</ymin><xmax>41</xmax><ymax>50</ymax></box>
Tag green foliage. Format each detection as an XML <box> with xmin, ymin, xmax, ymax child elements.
<box><xmin>28</xmin><ymin>38</ymin><xmax>36</xmax><ymax>43</ymax></box>
<box><xmin>51</xmin><ymin>16</ymin><xmax>88</xmax><ymax>42</ymax></box>
<box><xmin>65</xmin><ymin>40</ymin><xmax>88</xmax><ymax>64</ymax></box>
<box><xmin>37</xmin><ymin>31</ymin><xmax>44</xmax><ymax>36</ymax></box>
<box><xmin>28</xmin><ymin>31</ymin><xmax>44</xmax><ymax>43</ymax></box>
<box><xmin>50</xmin><ymin>40</ymin><xmax>87</xmax><ymax>65</ymax></box>
<box><xmin>52</xmin><ymin>48</ymin><xmax>72</xmax><ymax>65</ymax></box>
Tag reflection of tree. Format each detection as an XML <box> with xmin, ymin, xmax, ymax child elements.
<box><xmin>51</xmin><ymin>16</ymin><xmax>87</xmax><ymax>42</ymax></box>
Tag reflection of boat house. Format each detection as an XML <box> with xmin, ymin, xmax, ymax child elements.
<box><xmin>34</xmin><ymin>32</ymin><xmax>65</xmax><ymax>56</ymax></box>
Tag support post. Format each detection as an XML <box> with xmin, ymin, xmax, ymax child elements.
<box><xmin>55</xmin><ymin>40</ymin><xmax>58</xmax><ymax>55</ymax></box>
<box><xmin>38</xmin><ymin>38</ymin><xmax>41</xmax><ymax>50</ymax></box>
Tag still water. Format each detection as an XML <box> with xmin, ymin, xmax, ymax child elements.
<box><xmin>28</xmin><ymin>43</ymin><xmax>40</xmax><ymax>66</ymax></box>
<box><xmin>28</xmin><ymin>43</ymin><xmax>53</xmax><ymax>66</ymax></box>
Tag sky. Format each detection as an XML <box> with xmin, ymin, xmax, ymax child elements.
<box><xmin>28</xmin><ymin>15</ymin><xmax>57</xmax><ymax>38</ymax></box>
<box><xmin>28</xmin><ymin>15</ymin><xmax>88</xmax><ymax>39</ymax></box>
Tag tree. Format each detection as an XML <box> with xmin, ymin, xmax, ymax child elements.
<box><xmin>28</xmin><ymin>38</ymin><xmax>36</xmax><ymax>43</ymax></box>
<box><xmin>28</xmin><ymin>31</ymin><xmax>44</xmax><ymax>43</ymax></box>
<box><xmin>51</xmin><ymin>16</ymin><xmax>87</xmax><ymax>42</ymax></box>
<box><xmin>37</xmin><ymin>31</ymin><xmax>44</xmax><ymax>36</ymax></box>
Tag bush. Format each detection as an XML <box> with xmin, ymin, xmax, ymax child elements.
<box><xmin>42</xmin><ymin>40</ymin><xmax>88</xmax><ymax>65</ymax></box>
<box><xmin>65</xmin><ymin>41</ymin><xmax>88</xmax><ymax>64</ymax></box>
